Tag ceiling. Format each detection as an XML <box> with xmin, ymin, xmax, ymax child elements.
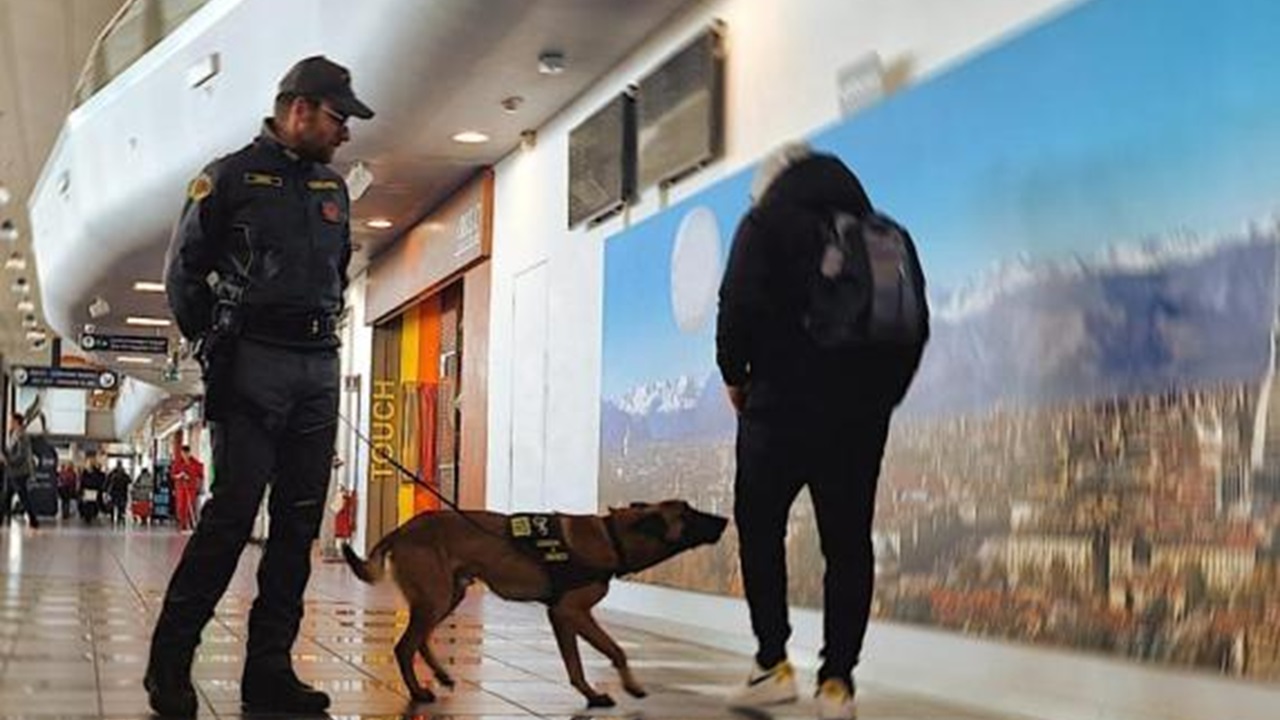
<box><xmin>20</xmin><ymin>0</ymin><xmax>699</xmax><ymax>395</ymax></box>
<box><xmin>0</xmin><ymin>0</ymin><xmax>125</xmax><ymax>367</ymax></box>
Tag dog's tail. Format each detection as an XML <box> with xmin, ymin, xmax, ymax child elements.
<box><xmin>342</xmin><ymin>536</ymin><xmax>392</xmax><ymax>584</ymax></box>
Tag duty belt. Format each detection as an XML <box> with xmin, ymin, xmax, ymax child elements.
<box><xmin>241</xmin><ymin>311</ymin><xmax>339</xmax><ymax>341</ymax></box>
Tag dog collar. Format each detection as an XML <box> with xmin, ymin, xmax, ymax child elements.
<box><xmin>604</xmin><ymin>515</ymin><xmax>630</xmax><ymax>574</ymax></box>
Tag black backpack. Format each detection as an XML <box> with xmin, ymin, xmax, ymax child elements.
<box><xmin>802</xmin><ymin>210</ymin><xmax>928</xmax><ymax>349</ymax></box>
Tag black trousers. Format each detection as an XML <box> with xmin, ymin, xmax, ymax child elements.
<box><xmin>150</xmin><ymin>339</ymin><xmax>339</xmax><ymax>673</ymax></box>
<box><xmin>734</xmin><ymin>408</ymin><xmax>891</xmax><ymax>684</ymax></box>
<box><xmin>59</xmin><ymin>488</ymin><xmax>75</xmax><ymax>519</ymax></box>
<box><xmin>0</xmin><ymin>474</ymin><xmax>38</xmax><ymax>526</ymax></box>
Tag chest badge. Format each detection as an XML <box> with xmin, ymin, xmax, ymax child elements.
<box><xmin>321</xmin><ymin>201</ymin><xmax>342</xmax><ymax>224</ymax></box>
<box><xmin>244</xmin><ymin>172</ymin><xmax>283</xmax><ymax>187</ymax></box>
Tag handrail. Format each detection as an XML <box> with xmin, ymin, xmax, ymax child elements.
<box><xmin>71</xmin><ymin>0</ymin><xmax>211</xmax><ymax>109</ymax></box>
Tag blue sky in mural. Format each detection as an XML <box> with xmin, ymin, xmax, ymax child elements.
<box><xmin>602</xmin><ymin>0</ymin><xmax>1280</xmax><ymax>401</ymax></box>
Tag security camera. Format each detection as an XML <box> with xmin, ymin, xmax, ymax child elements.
<box><xmin>88</xmin><ymin>296</ymin><xmax>111</xmax><ymax>319</ymax></box>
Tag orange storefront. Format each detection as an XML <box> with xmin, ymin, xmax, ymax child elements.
<box><xmin>363</xmin><ymin>171</ymin><xmax>493</xmax><ymax>543</ymax></box>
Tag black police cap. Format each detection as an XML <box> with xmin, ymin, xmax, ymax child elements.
<box><xmin>278</xmin><ymin>55</ymin><xmax>374</xmax><ymax>120</ymax></box>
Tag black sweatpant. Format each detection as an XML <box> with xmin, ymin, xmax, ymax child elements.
<box><xmin>733</xmin><ymin>408</ymin><xmax>891</xmax><ymax>684</ymax></box>
<box><xmin>149</xmin><ymin>339</ymin><xmax>339</xmax><ymax>673</ymax></box>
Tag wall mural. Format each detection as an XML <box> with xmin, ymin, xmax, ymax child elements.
<box><xmin>599</xmin><ymin>0</ymin><xmax>1280</xmax><ymax>680</ymax></box>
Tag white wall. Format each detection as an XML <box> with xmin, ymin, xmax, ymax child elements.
<box><xmin>340</xmin><ymin>272</ymin><xmax>375</xmax><ymax>553</ymax></box>
<box><xmin>482</xmin><ymin>1</ymin><xmax>1275</xmax><ymax>718</ymax></box>
<box><xmin>113</xmin><ymin>376</ymin><xmax>169</xmax><ymax>440</ymax></box>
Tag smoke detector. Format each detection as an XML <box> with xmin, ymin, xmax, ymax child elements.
<box><xmin>538</xmin><ymin>51</ymin><xmax>566</xmax><ymax>75</ymax></box>
<box><xmin>89</xmin><ymin>296</ymin><xmax>111</xmax><ymax>319</ymax></box>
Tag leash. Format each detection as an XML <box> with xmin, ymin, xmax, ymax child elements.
<box><xmin>334</xmin><ymin>411</ymin><xmax>509</xmax><ymax>544</ymax></box>
<box><xmin>335</xmin><ymin>411</ymin><xmax>462</xmax><ymax>513</ymax></box>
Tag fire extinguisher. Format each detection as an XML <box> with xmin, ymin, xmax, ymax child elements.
<box><xmin>335</xmin><ymin>488</ymin><xmax>356</xmax><ymax>539</ymax></box>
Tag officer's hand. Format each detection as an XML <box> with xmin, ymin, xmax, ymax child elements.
<box><xmin>725</xmin><ymin>384</ymin><xmax>748</xmax><ymax>415</ymax></box>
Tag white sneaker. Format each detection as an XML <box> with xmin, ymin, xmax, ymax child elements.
<box><xmin>816</xmin><ymin>678</ymin><xmax>856</xmax><ymax>720</ymax></box>
<box><xmin>726</xmin><ymin>659</ymin><xmax>798</xmax><ymax>707</ymax></box>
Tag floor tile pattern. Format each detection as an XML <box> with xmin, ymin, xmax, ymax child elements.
<box><xmin>0</xmin><ymin>521</ymin><xmax>1021</xmax><ymax>719</ymax></box>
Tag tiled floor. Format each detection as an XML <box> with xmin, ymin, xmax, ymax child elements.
<box><xmin>0</xmin><ymin>520</ymin><xmax>1021</xmax><ymax>719</ymax></box>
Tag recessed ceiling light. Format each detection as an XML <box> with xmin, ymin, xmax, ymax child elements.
<box><xmin>126</xmin><ymin>316</ymin><xmax>171</xmax><ymax>327</ymax></box>
<box><xmin>25</xmin><ymin>330</ymin><xmax>45</xmax><ymax>341</ymax></box>
<box><xmin>22</xmin><ymin>317</ymin><xmax>38</xmax><ymax>329</ymax></box>
<box><xmin>0</xmin><ymin>220</ymin><xmax>18</xmax><ymax>242</ymax></box>
<box><xmin>11</xmin><ymin>278</ymin><xmax>28</xmax><ymax>294</ymax></box>
<box><xmin>133</xmin><ymin>281</ymin><xmax>166</xmax><ymax>293</ymax></box>
<box><xmin>0</xmin><ymin>186</ymin><xmax>10</xmax><ymax>206</ymax></box>
<box><xmin>16</xmin><ymin>300</ymin><xmax>33</xmax><ymax>312</ymax></box>
<box><xmin>451</xmin><ymin>131</ymin><xmax>490</xmax><ymax>144</ymax></box>
<box><xmin>4</xmin><ymin>252</ymin><xmax>25</xmax><ymax>271</ymax></box>
<box><xmin>365</xmin><ymin>218</ymin><xmax>394</xmax><ymax>229</ymax></box>
<box><xmin>115</xmin><ymin>355</ymin><xmax>154</xmax><ymax>365</ymax></box>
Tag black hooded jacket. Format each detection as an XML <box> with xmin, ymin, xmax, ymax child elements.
<box><xmin>715</xmin><ymin>153</ymin><xmax>927</xmax><ymax>418</ymax></box>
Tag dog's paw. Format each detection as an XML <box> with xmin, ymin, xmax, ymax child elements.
<box><xmin>410</xmin><ymin>688</ymin><xmax>437</xmax><ymax>704</ymax></box>
<box><xmin>624</xmin><ymin>684</ymin><xmax>648</xmax><ymax>699</ymax></box>
<box><xmin>587</xmin><ymin>693</ymin><xmax>616</xmax><ymax>708</ymax></box>
<box><xmin>437</xmin><ymin>674</ymin><xmax>456</xmax><ymax>689</ymax></box>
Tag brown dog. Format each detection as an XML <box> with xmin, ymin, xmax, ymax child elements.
<box><xmin>342</xmin><ymin>500</ymin><xmax>727</xmax><ymax>707</ymax></box>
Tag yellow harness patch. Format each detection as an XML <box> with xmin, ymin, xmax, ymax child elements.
<box><xmin>307</xmin><ymin>179</ymin><xmax>341</xmax><ymax>191</ymax></box>
<box><xmin>510</xmin><ymin>514</ymin><xmax>570</xmax><ymax>563</ymax></box>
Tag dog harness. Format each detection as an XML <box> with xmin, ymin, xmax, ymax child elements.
<box><xmin>507</xmin><ymin>513</ymin><xmax>631</xmax><ymax>604</ymax></box>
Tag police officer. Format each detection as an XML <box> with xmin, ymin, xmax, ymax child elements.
<box><xmin>145</xmin><ymin>56</ymin><xmax>373</xmax><ymax>717</ymax></box>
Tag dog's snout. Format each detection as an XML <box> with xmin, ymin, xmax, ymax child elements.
<box><xmin>686</xmin><ymin>509</ymin><xmax>729</xmax><ymax>545</ymax></box>
<box><xmin>707</xmin><ymin>514</ymin><xmax>728</xmax><ymax>540</ymax></box>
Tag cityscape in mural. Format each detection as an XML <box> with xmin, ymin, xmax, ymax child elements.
<box><xmin>599</xmin><ymin>0</ymin><xmax>1280</xmax><ymax>681</ymax></box>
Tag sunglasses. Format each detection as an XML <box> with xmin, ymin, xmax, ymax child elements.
<box><xmin>318</xmin><ymin>104</ymin><xmax>349</xmax><ymax>127</ymax></box>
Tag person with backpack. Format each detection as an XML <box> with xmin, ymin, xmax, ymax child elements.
<box><xmin>131</xmin><ymin>467</ymin><xmax>155</xmax><ymax>524</ymax></box>
<box><xmin>79</xmin><ymin>456</ymin><xmax>108</xmax><ymax>524</ymax></box>
<box><xmin>106</xmin><ymin>461</ymin><xmax>132</xmax><ymax>525</ymax></box>
<box><xmin>717</xmin><ymin>142</ymin><xmax>928</xmax><ymax>720</ymax></box>
<box><xmin>57</xmin><ymin>463</ymin><xmax>80</xmax><ymax>519</ymax></box>
<box><xmin>2</xmin><ymin>412</ymin><xmax>41</xmax><ymax>529</ymax></box>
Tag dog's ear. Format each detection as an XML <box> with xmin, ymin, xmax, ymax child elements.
<box><xmin>633</xmin><ymin>511</ymin><xmax>667</xmax><ymax>540</ymax></box>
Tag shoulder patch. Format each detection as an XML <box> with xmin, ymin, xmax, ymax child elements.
<box><xmin>187</xmin><ymin>173</ymin><xmax>213</xmax><ymax>201</ymax></box>
<box><xmin>307</xmin><ymin>179</ymin><xmax>341</xmax><ymax>191</ymax></box>
<box><xmin>244</xmin><ymin>172</ymin><xmax>283</xmax><ymax>187</ymax></box>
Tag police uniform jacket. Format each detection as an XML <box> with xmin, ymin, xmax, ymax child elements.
<box><xmin>166</xmin><ymin>120</ymin><xmax>352</xmax><ymax>350</ymax></box>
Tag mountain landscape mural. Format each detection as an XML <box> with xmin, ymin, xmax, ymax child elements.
<box><xmin>600</xmin><ymin>0</ymin><xmax>1280</xmax><ymax>682</ymax></box>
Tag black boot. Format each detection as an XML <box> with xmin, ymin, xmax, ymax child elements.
<box><xmin>242</xmin><ymin>666</ymin><xmax>330</xmax><ymax>714</ymax></box>
<box><xmin>144</xmin><ymin>649</ymin><xmax>197</xmax><ymax>717</ymax></box>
